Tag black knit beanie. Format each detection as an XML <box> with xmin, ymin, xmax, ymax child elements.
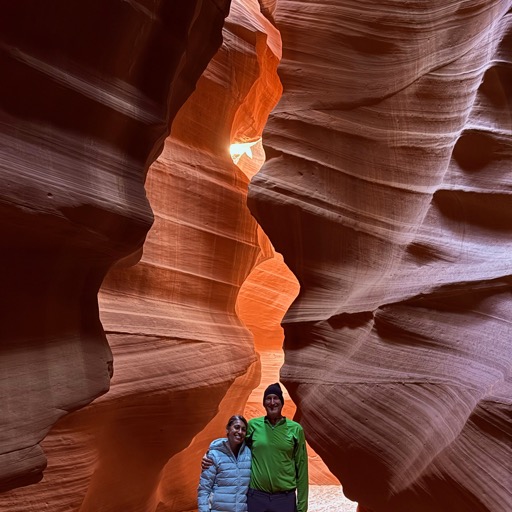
<box><xmin>263</xmin><ymin>382</ymin><xmax>284</xmax><ymax>405</ymax></box>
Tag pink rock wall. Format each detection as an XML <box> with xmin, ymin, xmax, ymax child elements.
<box><xmin>249</xmin><ymin>1</ymin><xmax>512</xmax><ymax>511</ymax></box>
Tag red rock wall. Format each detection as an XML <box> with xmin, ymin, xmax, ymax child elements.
<box><xmin>0</xmin><ymin>0</ymin><xmax>231</xmax><ymax>497</ymax></box>
<box><xmin>248</xmin><ymin>1</ymin><xmax>512</xmax><ymax>511</ymax></box>
<box><xmin>0</xmin><ymin>0</ymin><xmax>285</xmax><ymax>510</ymax></box>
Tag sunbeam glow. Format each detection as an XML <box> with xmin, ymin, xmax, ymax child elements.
<box><xmin>229</xmin><ymin>139</ymin><xmax>261</xmax><ymax>164</ymax></box>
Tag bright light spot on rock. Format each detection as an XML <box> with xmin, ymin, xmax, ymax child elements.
<box><xmin>230</xmin><ymin>139</ymin><xmax>260</xmax><ymax>164</ymax></box>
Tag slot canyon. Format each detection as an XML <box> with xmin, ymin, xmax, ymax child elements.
<box><xmin>0</xmin><ymin>1</ymin><xmax>511</xmax><ymax>512</ymax></box>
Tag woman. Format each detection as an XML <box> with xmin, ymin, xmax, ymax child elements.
<box><xmin>198</xmin><ymin>415</ymin><xmax>252</xmax><ymax>512</ymax></box>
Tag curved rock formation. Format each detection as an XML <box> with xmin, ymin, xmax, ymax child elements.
<box><xmin>0</xmin><ymin>0</ymin><xmax>285</xmax><ymax>509</ymax></box>
<box><xmin>0</xmin><ymin>0</ymin><xmax>231</xmax><ymax>494</ymax></box>
<box><xmin>2</xmin><ymin>1</ymin><xmax>511</xmax><ymax>511</ymax></box>
<box><xmin>249</xmin><ymin>1</ymin><xmax>512</xmax><ymax>511</ymax></box>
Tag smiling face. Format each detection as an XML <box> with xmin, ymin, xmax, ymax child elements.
<box><xmin>227</xmin><ymin>419</ymin><xmax>247</xmax><ymax>447</ymax></box>
<box><xmin>264</xmin><ymin>393</ymin><xmax>284</xmax><ymax>420</ymax></box>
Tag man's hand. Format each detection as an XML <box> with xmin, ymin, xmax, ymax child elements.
<box><xmin>201</xmin><ymin>454</ymin><xmax>214</xmax><ymax>471</ymax></box>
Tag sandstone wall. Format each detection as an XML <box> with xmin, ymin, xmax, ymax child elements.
<box><xmin>248</xmin><ymin>2</ymin><xmax>512</xmax><ymax>511</ymax></box>
<box><xmin>1</xmin><ymin>1</ymin><xmax>511</xmax><ymax>511</ymax></box>
<box><xmin>0</xmin><ymin>0</ymin><xmax>231</xmax><ymax>499</ymax></box>
<box><xmin>0</xmin><ymin>0</ymin><xmax>283</xmax><ymax>510</ymax></box>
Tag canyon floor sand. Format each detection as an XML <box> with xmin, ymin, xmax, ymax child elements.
<box><xmin>309</xmin><ymin>486</ymin><xmax>358</xmax><ymax>512</ymax></box>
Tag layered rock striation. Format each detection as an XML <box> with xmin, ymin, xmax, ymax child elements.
<box><xmin>249</xmin><ymin>1</ymin><xmax>512</xmax><ymax>511</ymax></box>
<box><xmin>2</xmin><ymin>1</ymin><xmax>511</xmax><ymax>511</ymax></box>
<box><xmin>0</xmin><ymin>0</ymin><xmax>231</xmax><ymax>495</ymax></box>
<box><xmin>0</xmin><ymin>0</ymin><xmax>284</xmax><ymax>510</ymax></box>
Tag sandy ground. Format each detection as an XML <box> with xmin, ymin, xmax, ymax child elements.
<box><xmin>309</xmin><ymin>486</ymin><xmax>358</xmax><ymax>512</ymax></box>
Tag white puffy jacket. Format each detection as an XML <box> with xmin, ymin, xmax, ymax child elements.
<box><xmin>197</xmin><ymin>437</ymin><xmax>252</xmax><ymax>512</ymax></box>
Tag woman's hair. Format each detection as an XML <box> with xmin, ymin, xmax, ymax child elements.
<box><xmin>226</xmin><ymin>415</ymin><xmax>248</xmax><ymax>429</ymax></box>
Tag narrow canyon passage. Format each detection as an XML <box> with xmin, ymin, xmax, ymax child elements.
<box><xmin>0</xmin><ymin>1</ymin><xmax>510</xmax><ymax>512</ymax></box>
<box><xmin>232</xmin><ymin>139</ymin><xmax>354</xmax><ymax>507</ymax></box>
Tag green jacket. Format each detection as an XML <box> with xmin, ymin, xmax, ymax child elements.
<box><xmin>247</xmin><ymin>416</ymin><xmax>309</xmax><ymax>512</ymax></box>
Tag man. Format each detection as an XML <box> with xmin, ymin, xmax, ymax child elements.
<box><xmin>246</xmin><ymin>382</ymin><xmax>309</xmax><ymax>512</ymax></box>
<box><xmin>202</xmin><ymin>383</ymin><xmax>309</xmax><ymax>512</ymax></box>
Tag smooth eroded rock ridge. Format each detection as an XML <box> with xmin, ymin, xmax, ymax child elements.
<box><xmin>249</xmin><ymin>2</ymin><xmax>512</xmax><ymax>511</ymax></box>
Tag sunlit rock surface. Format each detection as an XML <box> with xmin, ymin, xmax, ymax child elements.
<box><xmin>0</xmin><ymin>0</ymin><xmax>230</xmax><ymax>497</ymax></box>
<box><xmin>249</xmin><ymin>1</ymin><xmax>512</xmax><ymax>511</ymax></box>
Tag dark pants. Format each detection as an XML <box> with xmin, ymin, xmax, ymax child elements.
<box><xmin>247</xmin><ymin>488</ymin><xmax>297</xmax><ymax>512</ymax></box>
